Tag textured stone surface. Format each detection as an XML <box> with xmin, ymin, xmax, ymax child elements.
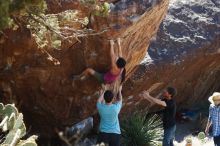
<box><xmin>123</xmin><ymin>0</ymin><xmax>220</xmax><ymax>112</ymax></box>
<box><xmin>0</xmin><ymin>0</ymin><xmax>169</xmax><ymax>137</ymax></box>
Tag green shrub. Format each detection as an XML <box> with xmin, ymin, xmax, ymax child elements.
<box><xmin>0</xmin><ymin>0</ymin><xmax>110</xmax><ymax>50</ymax></box>
<box><xmin>0</xmin><ymin>0</ymin><xmax>47</xmax><ymax>30</ymax></box>
<box><xmin>121</xmin><ymin>113</ymin><xmax>163</xmax><ymax>146</ymax></box>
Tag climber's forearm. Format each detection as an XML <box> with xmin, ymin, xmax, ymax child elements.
<box><xmin>117</xmin><ymin>38</ymin><xmax>123</xmax><ymax>57</ymax></box>
<box><xmin>118</xmin><ymin>42</ymin><xmax>122</xmax><ymax>57</ymax></box>
<box><xmin>110</xmin><ymin>40</ymin><xmax>116</xmax><ymax>64</ymax></box>
<box><xmin>110</xmin><ymin>41</ymin><xmax>115</xmax><ymax>56</ymax></box>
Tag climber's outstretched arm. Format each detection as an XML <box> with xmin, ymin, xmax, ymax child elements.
<box><xmin>110</xmin><ymin>40</ymin><xmax>118</xmax><ymax>71</ymax></box>
<box><xmin>117</xmin><ymin>38</ymin><xmax>123</xmax><ymax>57</ymax></box>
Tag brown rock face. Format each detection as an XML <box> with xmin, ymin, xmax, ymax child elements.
<box><xmin>123</xmin><ymin>0</ymin><xmax>220</xmax><ymax>112</ymax></box>
<box><xmin>0</xmin><ymin>0</ymin><xmax>169</xmax><ymax>137</ymax></box>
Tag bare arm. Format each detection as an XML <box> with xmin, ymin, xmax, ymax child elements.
<box><xmin>117</xmin><ymin>85</ymin><xmax>123</xmax><ymax>102</ymax></box>
<box><xmin>142</xmin><ymin>91</ymin><xmax>167</xmax><ymax>107</ymax></box>
<box><xmin>117</xmin><ymin>38</ymin><xmax>123</xmax><ymax>57</ymax></box>
<box><xmin>205</xmin><ymin>120</ymin><xmax>212</xmax><ymax>135</ymax></box>
<box><xmin>97</xmin><ymin>88</ymin><xmax>105</xmax><ymax>103</ymax></box>
<box><xmin>205</xmin><ymin>108</ymin><xmax>212</xmax><ymax>135</ymax></box>
<box><xmin>110</xmin><ymin>40</ymin><xmax>117</xmax><ymax>68</ymax></box>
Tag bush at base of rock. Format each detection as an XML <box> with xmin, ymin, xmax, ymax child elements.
<box><xmin>121</xmin><ymin>113</ymin><xmax>163</xmax><ymax>146</ymax></box>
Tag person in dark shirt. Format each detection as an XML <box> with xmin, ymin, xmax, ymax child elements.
<box><xmin>142</xmin><ymin>87</ymin><xmax>177</xmax><ymax>146</ymax></box>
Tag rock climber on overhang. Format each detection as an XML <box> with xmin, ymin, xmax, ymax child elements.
<box><xmin>73</xmin><ymin>38</ymin><xmax>126</xmax><ymax>86</ymax></box>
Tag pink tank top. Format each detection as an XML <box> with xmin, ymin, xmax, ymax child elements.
<box><xmin>104</xmin><ymin>69</ymin><xmax>122</xmax><ymax>84</ymax></box>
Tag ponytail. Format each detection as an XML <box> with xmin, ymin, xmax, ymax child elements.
<box><xmin>121</xmin><ymin>68</ymin><xmax>126</xmax><ymax>84</ymax></box>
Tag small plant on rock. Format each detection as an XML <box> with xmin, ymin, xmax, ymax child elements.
<box><xmin>198</xmin><ymin>132</ymin><xmax>206</xmax><ymax>144</ymax></box>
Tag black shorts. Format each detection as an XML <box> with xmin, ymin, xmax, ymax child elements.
<box><xmin>97</xmin><ymin>132</ymin><xmax>121</xmax><ymax>146</ymax></box>
<box><xmin>94</xmin><ymin>71</ymin><xmax>105</xmax><ymax>84</ymax></box>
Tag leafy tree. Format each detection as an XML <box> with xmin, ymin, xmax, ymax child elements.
<box><xmin>0</xmin><ymin>0</ymin><xmax>110</xmax><ymax>49</ymax></box>
<box><xmin>0</xmin><ymin>0</ymin><xmax>46</xmax><ymax>30</ymax></box>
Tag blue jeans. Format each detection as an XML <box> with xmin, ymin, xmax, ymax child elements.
<box><xmin>214</xmin><ymin>136</ymin><xmax>220</xmax><ymax>146</ymax></box>
<box><xmin>163</xmin><ymin>125</ymin><xmax>176</xmax><ymax>146</ymax></box>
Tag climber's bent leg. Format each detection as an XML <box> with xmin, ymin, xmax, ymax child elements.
<box><xmin>74</xmin><ymin>68</ymin><xmax>105</xmax><ymax>83</ymax></box>
<box><xmin>72</xmin><ymin>68</ymin><xmax>95</xmax><ymax>80</ymax></box>
<box><xmin>77</xmin><ymin>68</ymin><xmax>95</xmax><ymax>80</ymax></box>
<box><xmin>83</xmin><ymin>68</ymin><xmax>96</xmax><ymax>76</ymax></box>
<box><xmin>93</xmin><ymin>71</ymin><xmax>105</xmax><ymax>84</ymax></box>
